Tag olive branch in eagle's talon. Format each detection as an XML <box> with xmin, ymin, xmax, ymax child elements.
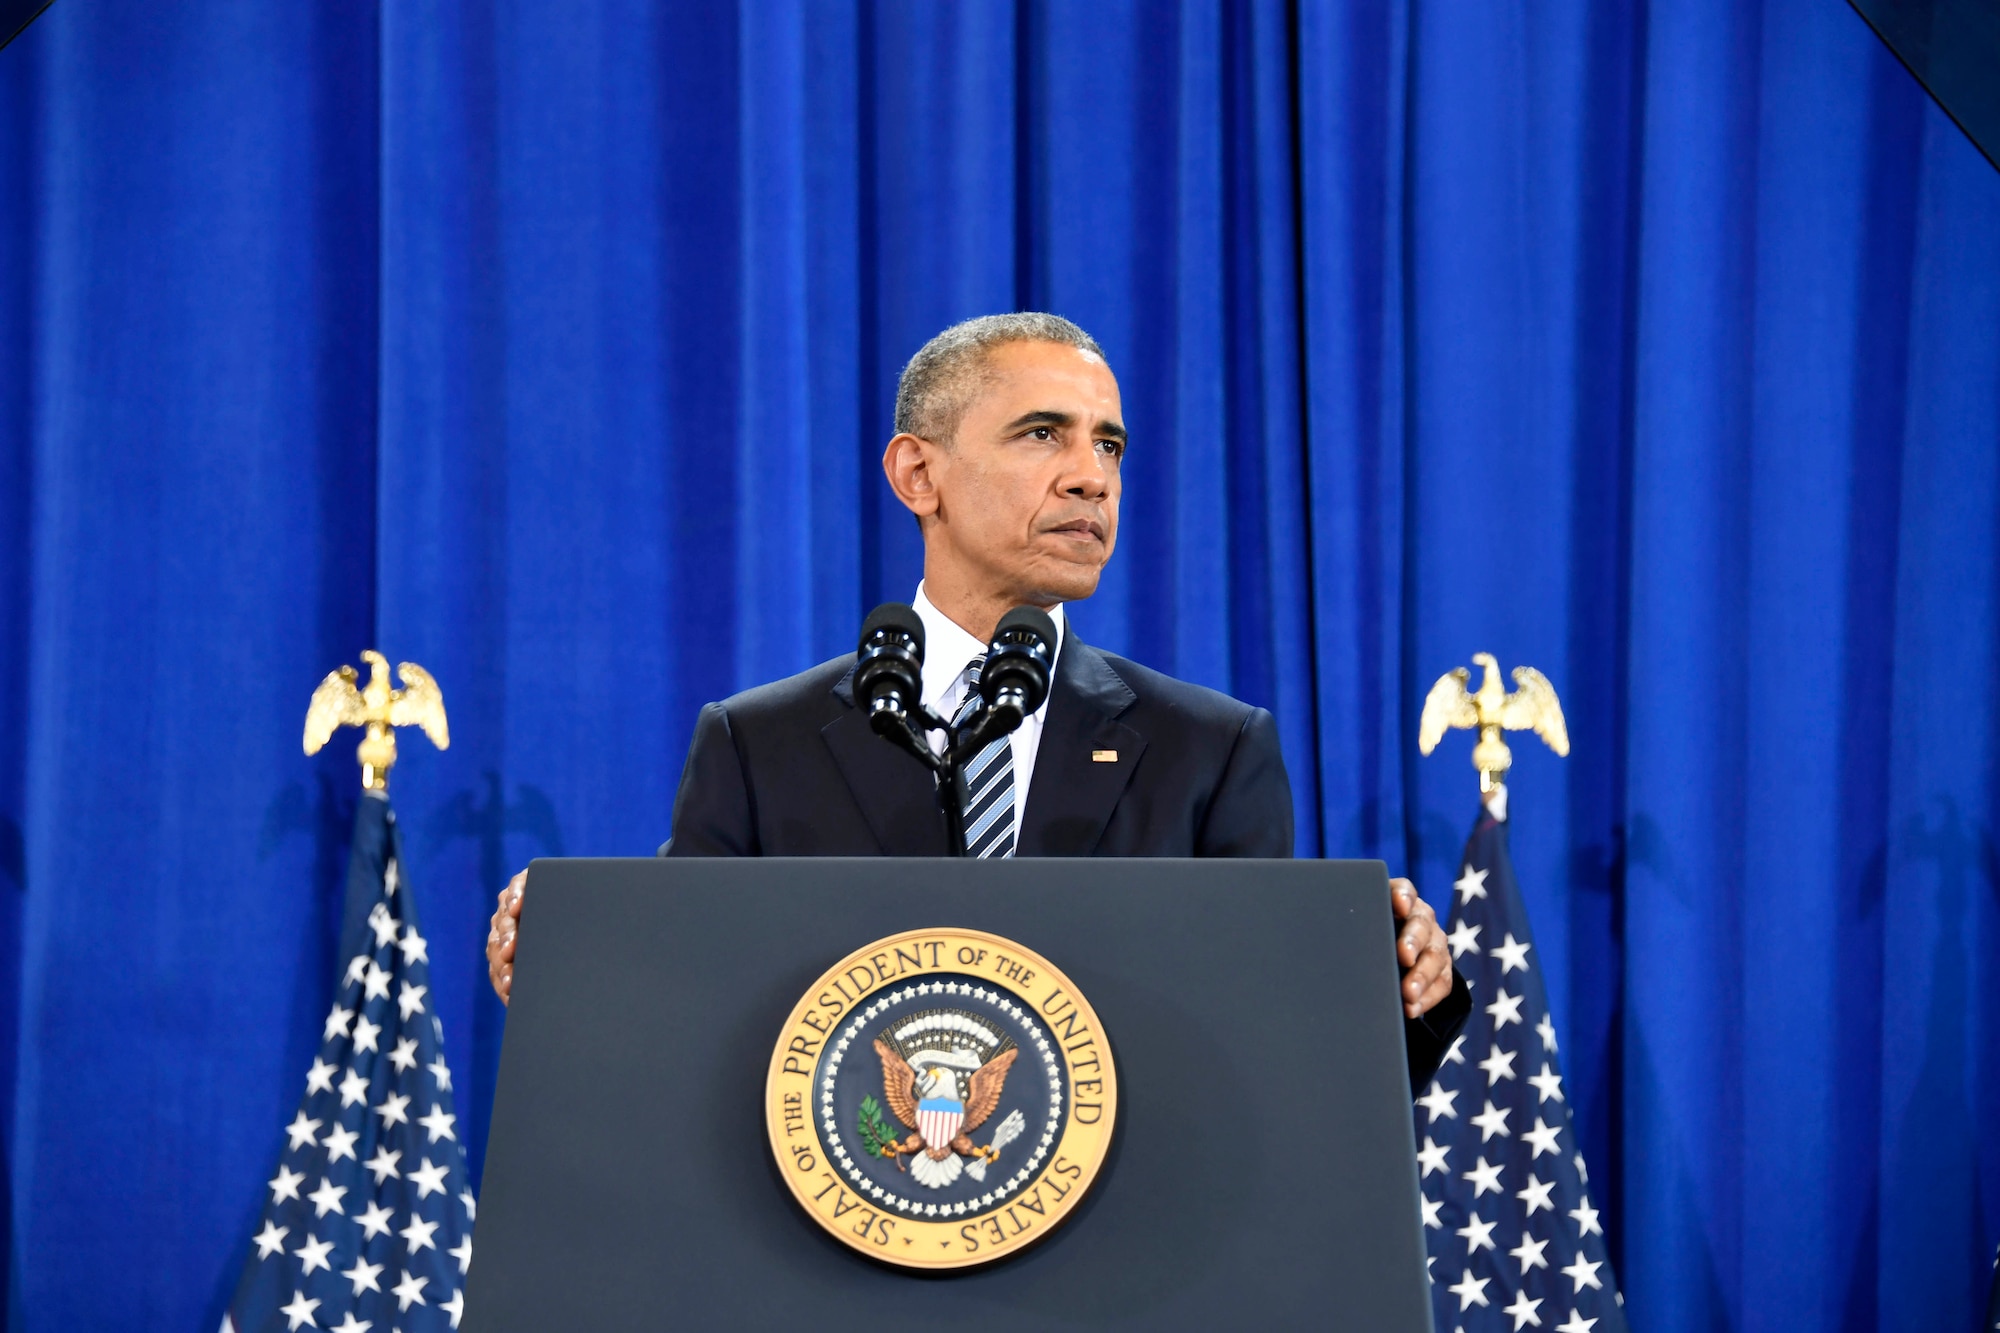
<box><xmin>857</xmin><ymin>1095</ymin><xmax>903</xmax><ymax>1161</ymax></box>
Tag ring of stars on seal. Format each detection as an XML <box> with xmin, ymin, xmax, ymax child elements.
<box><xmin>764</xmin><ymin>928</ymin><xmax>1116</xmax><ymax>1270</ymax></box>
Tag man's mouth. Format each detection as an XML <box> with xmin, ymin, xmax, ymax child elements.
<box><xmin>1044</xmin><ymin>518</ymin><xmax>1105</xmax><ymax>543</ymax></box>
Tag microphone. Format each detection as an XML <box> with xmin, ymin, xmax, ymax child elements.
<box><xmin>853</xmin><ymin>602</ymin><xmax>1055</xmax><ymax>857</ymax></box>
<box><xmin>854</xmin><ymin>604</ymin><xmax>930</xmax><ymax>757</ymax></box>
<box><xmin>955</xmin><ymin>606</ymin><xmax>1058</xmax><ymax>757</ymax></box>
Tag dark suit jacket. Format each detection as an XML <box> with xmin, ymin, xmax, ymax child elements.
<box><xmin>661</xmin><ymin>632</ymin><xmax>1469</xmax><ymax>1086</ymax></box>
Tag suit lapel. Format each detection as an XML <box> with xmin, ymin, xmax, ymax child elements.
<box><xmin>821</xmin><ymin>667</ymin><xmax>950</xmax><ymax>856</ymax></box>
<box><xmin>1018</xmin><ymin>636</ymin><xmax>1145</xmax><ymax>856</ymax></box>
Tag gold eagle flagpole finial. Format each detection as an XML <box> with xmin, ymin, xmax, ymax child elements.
<box><xmin>302</xmin><ymin>651</ymin><xmax>450</xmax><ymax>791</ymax></box>
<box><xmin>1418</xmin><ymin>652</ymin><xmax>1568</xmax><ymax>794</ymax></box>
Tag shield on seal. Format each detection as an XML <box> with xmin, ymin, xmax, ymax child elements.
<box><xmin>916</xmin><ymin>1096</ymin><xmax>964</xmax><ymax>1153</ymax></box>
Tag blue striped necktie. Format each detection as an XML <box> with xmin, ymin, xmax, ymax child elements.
<box><xmin>951</xmin><ymin>656</ymin><xmax>1016</xmax><ymax>859</ymax></box>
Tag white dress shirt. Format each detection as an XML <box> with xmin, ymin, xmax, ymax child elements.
<box><xmin>912</xmin><ymin>583</ymin><xmax>1065</xmax><ymax>835</ymax></box>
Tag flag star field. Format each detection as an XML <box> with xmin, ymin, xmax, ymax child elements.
<box><xmin>224</xmin><ymin>796</ymin><xmax>474</xmax><ymax>1332</ymax></box>
<box><xmin>1420</xmin><ymin>803</ymin><xmax>1628</xmax><ymax>1333</ymax></box>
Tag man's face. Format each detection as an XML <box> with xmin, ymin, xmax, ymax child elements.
<box><xmin>918</xmin><ymin>339</ymin><xmax>1125</xmax><ymax>607</ymax></box>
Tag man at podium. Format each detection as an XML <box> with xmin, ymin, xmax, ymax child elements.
<box><xmin>486</xmin><ymin>313</ymin><xmax>1470</xmax><ymax>1084</ymax></box>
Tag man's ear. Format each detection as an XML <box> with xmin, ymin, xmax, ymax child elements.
<box><xmin>882</xmin><ymin>433</ymin><xmax>942</xmax><ymax>521</ymax></box>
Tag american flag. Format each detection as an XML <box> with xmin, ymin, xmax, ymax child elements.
<box><xmin>223</xmin><ymin>793</ymin><xmax>474</xmax><ymax>1332</ymax></box>
<box><xmin>1418</xmin><ymin>791</ymin><xmax>1628</xmax><ymax>1333</ymax></box>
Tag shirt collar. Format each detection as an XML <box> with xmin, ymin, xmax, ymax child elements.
<box><xmin>912</xmin><ymin>582</ymin><xmax>1066</xmax><ymax>716</ymax></box>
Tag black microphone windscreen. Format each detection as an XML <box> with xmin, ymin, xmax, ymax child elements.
<box><xmin>993</xmin><ymin>605</ymin><xmax>1057</xmax><ymax>652</ymax></box>
<box><xmin>859</xmin><ymin>602</ymin><xmax>925</xmax><ymax>657</ymax></box>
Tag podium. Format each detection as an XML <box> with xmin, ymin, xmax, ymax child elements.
<box><xmin>463</xmin><ymin>858</ymin><xmax>1435</xmax><ymax>1331</ymax></box>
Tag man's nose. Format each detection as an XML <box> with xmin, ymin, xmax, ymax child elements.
<box><xmin>1059</xmin><ymin>443</ymin><xmax>1111</xmax><ymax>500</ymax></box>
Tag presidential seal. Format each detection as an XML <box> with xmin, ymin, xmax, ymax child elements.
<box><xmin>764</xmin><ymin>928</ymin><xmax>1116</xmax><ymax>1269</ymax></box>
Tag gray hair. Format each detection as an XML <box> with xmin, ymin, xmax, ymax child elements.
<box><xmin>894</xmin><ymin>312</ymin><xmax>1107</xmax><ymax>444</ymax></box>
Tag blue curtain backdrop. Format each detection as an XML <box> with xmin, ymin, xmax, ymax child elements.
<box><xmin>1</xmin><ymin>2</ymin><xmax>1997</xmax><ymax>1329</ymax></box>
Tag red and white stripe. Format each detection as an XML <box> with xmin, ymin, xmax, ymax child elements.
<box><xmin>917</xmin><ymin>1104</ymin><xmax>963</xmax><ymax>1152</ymax></box>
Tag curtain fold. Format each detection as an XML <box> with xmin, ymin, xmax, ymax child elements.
<box><xmin>0</xmin><ymin>2</ymin><xmax>1996</xmax><ymax>1328</ymax></box>
<box><xmin>3</xmin><ymin>4</ymin><xmax>381</xmax><ymax>1325</ymax></box>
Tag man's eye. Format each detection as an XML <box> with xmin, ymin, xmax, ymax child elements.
<box><xmin>1031</xmin><ymin>427</ymin><xmax>1054</xmax><ymax>440</ymax></box>
<box><xmin>1096</xmin><ymin>439</ymin><xmax>1124</xmax><ymax>458</ymax></box>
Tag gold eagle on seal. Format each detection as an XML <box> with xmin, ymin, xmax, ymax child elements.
<box><xmin>871</xmin><ymin>1026</ymin><xmax>1020</xmax><ymax>1191</ymax></box>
